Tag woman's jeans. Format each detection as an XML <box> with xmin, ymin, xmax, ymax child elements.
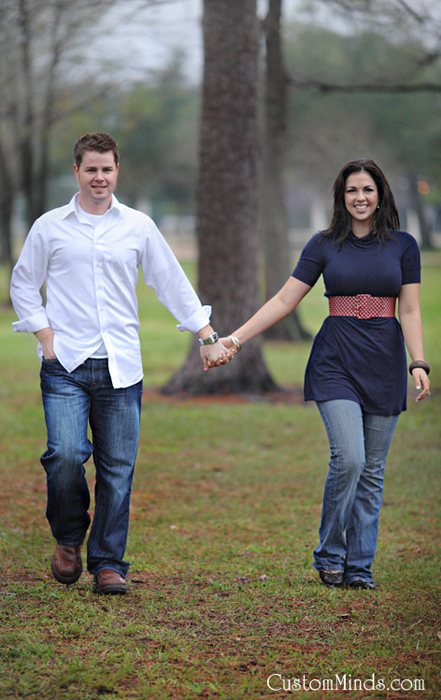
<box><xmin>314</xmin><ymin>400</ymin><xmax>399</xmax><ymax>583</ymax></box>
<box><xmin>40</xmin><ymin>358</ymin><xmax>142</xmax><ymax>578</ymax></box>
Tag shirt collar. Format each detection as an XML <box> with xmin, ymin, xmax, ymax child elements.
<box><xmin>62</xmin><ymin>193</ymin><xmax>126</xmax><ymax>221</ymax></box>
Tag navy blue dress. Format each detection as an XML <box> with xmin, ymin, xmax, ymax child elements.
<box><xmin>292</xmin><ymin>231</ymin><xmax>421</xmax><ymax>416</ymax></box>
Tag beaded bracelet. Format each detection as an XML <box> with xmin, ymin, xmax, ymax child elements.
<box><xmin>409</xmin><ymin>360</ymin><xmax>430</xmax><ymax>376</ymax></box>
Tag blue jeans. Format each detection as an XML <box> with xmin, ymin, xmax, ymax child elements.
<box><xmin>314</xmin><ymin>400</ymin><xmax>399</xmax><ymax>583</ymax></box>
<box><xmin>40</xmin><ymin>358</ymin><xmax>142</xmax><ymax>577</ymax></box>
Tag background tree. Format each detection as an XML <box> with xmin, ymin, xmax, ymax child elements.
<box><xmin>1</xmin><ymin>0</ymin><xmax>110</xmax><ymax>227</ymax></box>
<box><xmin>287</xmin><ymin>0</ymin><xmax>441</xmax><ymax>248</ymax></box>
<box><xmin>115</xmin><ymin>53</ymin><xmax>199</xmax><ymax>218</ymax></box>
<box><xmin>261</xmin><ymin>0</ymin><xmax>311</xmax><ymax>341</ymax></box>
<box><xmin>271</xmin><ymin>9</ymin><xmax>441</xmax><ymax>243</ymax></box>
<box><xmin>255</xmin><ymin>0</ymin><xmax>441</xmax><ymax>332</ymax></box>
<box><xmin>162</xmin><ymin>0</ymin><xmax>278</xmax><ymax>395</ymax></box>
<box><xmin>0</xmin><ymin>0</ymin><xmax>168</xmax><ymax>271</ymax></box>
<box><xmin>0</xmin><ymin>141</ymin><xmax>14</xmax><ymax>270</ymax></box>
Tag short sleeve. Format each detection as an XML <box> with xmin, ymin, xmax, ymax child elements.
<box><xmin>401</xmin><ymin>232</ymin><xmax>421</xmax><ymax>285</ymax></box>
<box><xmin>292</xmin><ymin>233</ymin><xmax>326</xmax><ymax>287</ymax></box>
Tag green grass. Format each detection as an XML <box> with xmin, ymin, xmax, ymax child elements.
<box><xmin>0</xmin><ymin>253</ymin><xmax>440</xmax><ymax>699</ymax></box>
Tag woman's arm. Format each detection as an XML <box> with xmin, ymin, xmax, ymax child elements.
<box><xmin>218</xmin><ymin>276</ymin><xmax>311</xmax><ymax>356</ymax></box>
<box><xmin>398</xmin><ymin>283</ymin><xmax>430</xmax><ymax>402</ymax></box>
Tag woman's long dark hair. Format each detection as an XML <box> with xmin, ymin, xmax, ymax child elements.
<box><xmin>322</xmin><ymin>159</ymin><xmax>400</xmax><ymax>245</ymax></box>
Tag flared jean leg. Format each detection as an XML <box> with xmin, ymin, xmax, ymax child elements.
<box><xmin>344</xmin><ymin>412</ymin><xmax>398</xmax><ymax>583</ymax></box>
<box><xmin>313</xmin><ymin>400</ymin><xmax>365</xmax><ymax>573</ymax></box>
<box><xmin>313</xmin><ymin>400</ymin><xmax>398</xmax><ymax>581</ymax></box>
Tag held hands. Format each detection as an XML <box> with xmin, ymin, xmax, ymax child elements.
<box><xmin>200</xmin><ymin>339</ymin><xmax>232</xmax><ymax>371</ymax></box>
<box><xmin>201</xmin><ymin>336</ymin><xmax>240</xmax><ymax>371</ymax></box>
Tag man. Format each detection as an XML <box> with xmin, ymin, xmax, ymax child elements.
<box><xmin>10</xmin><ymin>132</ymin><xmax>230</xmax><ymax>595</ymax></box>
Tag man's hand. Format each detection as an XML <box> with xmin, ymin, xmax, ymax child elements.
<box><xmin>34</xmin><ymin>327</ymin><xmax>57</xmax><ymax>359</ymax></box>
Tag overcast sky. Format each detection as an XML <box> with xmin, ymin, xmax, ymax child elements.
<box><xmin>94</xmin><ymin>0</ymin><xmax>438</xmax><ymax>83</ymax></box>
<box><xmin>96</xmin><ymin>0</ymin><xmax>303</xmax><ymax>83</ymax></box>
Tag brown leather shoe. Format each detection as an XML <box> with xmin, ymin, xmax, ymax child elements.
<box><xmin>93</xmin><ymin>569</ymin><xmax>127</xmax><ymax>595</ymax></box>
<box><xmin>51</xmin><ymin>544</ymin><xmax>83</xmax><ymax>584</ymax></box>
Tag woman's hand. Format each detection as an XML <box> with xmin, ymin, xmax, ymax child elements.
<box><xmin>398</xmin><ymin>284</ymin><xmax>430</xmax><ymax>403</ymax></box>
<box><xmin>219</xmin><ymin>337</ymin><xmax>237</xmax><ymax>354</ymax></box>
<box><xmin>412</xmin><ymin>368</ymin><xmax>431</xmax><ymax>402</ymax></box>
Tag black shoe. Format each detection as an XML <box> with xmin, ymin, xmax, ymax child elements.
<box><xmin>348</xmin><ymin>578</ymin><xmax>376</xmax><ymax>590</ymax></box>
<box><xmin>319</xmin><ymin>570</ymin><xmax>344</xmax><ymax>587</ymax></box>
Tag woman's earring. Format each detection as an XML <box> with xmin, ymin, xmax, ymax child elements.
<box><xmin>376</xmin><ymin>202</ymin><xmax>381</xmax><ymax>210</ymax></box>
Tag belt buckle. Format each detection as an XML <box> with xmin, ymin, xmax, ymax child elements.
<box><xmin>355</xmin><ymin>294</ymin><xmax>372</xmax><ymax>320</ymax></box>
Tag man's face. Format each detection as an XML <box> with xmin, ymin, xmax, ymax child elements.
<box><xmin>74</xmin><ymin>150</ymin><xmax>119</xmax><ymax>214</ymax></box>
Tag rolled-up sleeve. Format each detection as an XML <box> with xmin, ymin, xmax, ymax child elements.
<box><xmin>176</xmin><ymin>304</ymin><xmax>211</xmax><ymax>332</ymax></box>
<box><xmin>12</xmin><ymin>311</ymin><xmax>50</xmax><ymax>333</ymax></box>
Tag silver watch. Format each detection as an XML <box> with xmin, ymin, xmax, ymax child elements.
<box><xmin>199</xmin><ymin>332</ymin><xmax>219</xmax><ymax>345</ymax></box>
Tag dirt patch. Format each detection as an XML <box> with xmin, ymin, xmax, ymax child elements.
<box><xmin>142</xmin><ymin>385</ymin><xmax>305</xmax><ymax>406</ymax></box>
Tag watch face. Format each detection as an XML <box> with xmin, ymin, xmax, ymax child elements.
<box><xmin>199</xmin><ymin>332</ymin><xmax>218</xmax><ymax>345</ymax></box>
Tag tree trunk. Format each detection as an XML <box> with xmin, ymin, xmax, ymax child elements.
<box><xmin>0</xmin><ymin>141</ymin><xmax>14</xmax><ymax>272</ymax></box>
<box><xmin>261</xmin><ymin>0</ymin><xmax>311</xmax><ymax>341</ymax></box>
<box><xmin>162</xmin><ymin>0</ymin><xmax>278</xmax><ymax>395</ymax></box>
<box><xmin>17</xmin><ymin>0</ymin><xmax>36</xmax><ymax>228</ymax></box>
<box><xmin>408</xmin><ymin>171</ymin><xmax>434</xmax><ymax>250</ymax></box>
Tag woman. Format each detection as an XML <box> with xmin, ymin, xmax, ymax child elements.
<box><xmin>214</xmin><ymin>159</ymin><xmax>430</xmax><ymax>589</ymax></box>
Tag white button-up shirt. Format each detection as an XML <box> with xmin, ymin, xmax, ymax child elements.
<box><xmin>10</xmin><ymin>194</ymin><xmax>211</xmax><ymax>388</ymax></box>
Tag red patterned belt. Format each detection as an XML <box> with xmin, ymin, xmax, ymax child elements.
<box><xmin>328</xmin><ymin>294</ymin><xmax>396</xmax><ymax>320</ymax></box>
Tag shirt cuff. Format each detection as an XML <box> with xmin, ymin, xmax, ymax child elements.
<box><xmin>176</xmin><ymin>305</ymin><xmax>212</xmax><ymax>333</ymax></box>
<box><xmin>12</xmin><ymin>311</ymin><xmax>50</xmax><ymax>333</ymax></box>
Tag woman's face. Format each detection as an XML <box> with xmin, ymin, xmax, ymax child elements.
<box><xmin>344</xmin><ymin>171</ymin><xmax>379</xmax><ymax>232</ymax></box>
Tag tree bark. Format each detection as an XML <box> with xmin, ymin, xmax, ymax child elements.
<box><xmin>261</xmin><ymin>0</ymin><xmax>311</xmax><ymax>341</ymax></box>
<box><xmin>162</xmin><ymin>0</ymin><xmax>278</xmax><ymax>395</ymax></box>
<box><xmin>17</xmin><ymin>0</ymin><xmax>36</xmax><ymax>227</ymax></box>
<box><xmin>0</xmin><ymin>143</ymin><xmax>14</xmax><ymax>272</ymax></box>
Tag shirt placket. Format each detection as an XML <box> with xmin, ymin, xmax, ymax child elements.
<box><xmin>93</xmin><ymin>226</ymin><xmax>121</xmax><ymax>386</ymax></box>
<box><xmin>93</xmin><ymin>229</ymin><xmax>109</xmax><ymax>347</ymax></box>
